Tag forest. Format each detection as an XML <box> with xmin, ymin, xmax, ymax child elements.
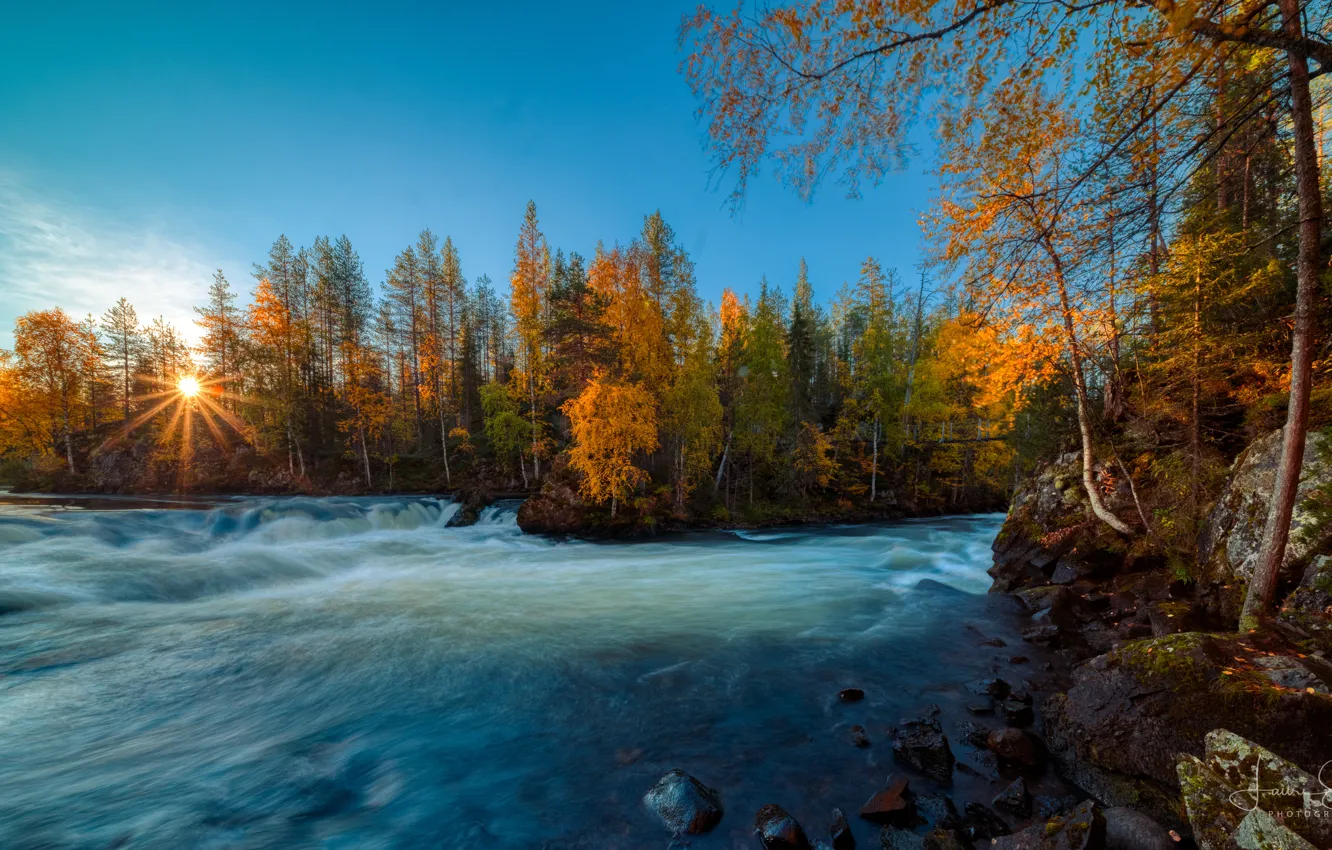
<box><xmin>0</xmin><ymin>203</ymin><xmax>1028</xmax><ymax>520</ymax></box>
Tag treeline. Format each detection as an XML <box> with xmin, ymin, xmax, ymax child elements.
<box><xmin>0</xmin><ymin>203</ymin><xmax>1030</xmax><ymax>516</ymax></box>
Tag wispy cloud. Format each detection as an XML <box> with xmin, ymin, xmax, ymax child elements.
<box><xmin>0</xmin><ymin>172</ymin><xmax>226</xmax><ymax>349</ymax></box>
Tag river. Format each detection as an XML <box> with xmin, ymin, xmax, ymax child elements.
<box><xmin>0</xmin><ymin>495</ymin><xmax>1043</xmax><ymax>849</ymax></box>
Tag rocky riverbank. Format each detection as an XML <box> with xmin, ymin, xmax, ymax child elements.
<box><xmin>626</xmin><ymin>428</ymin><xmax>1331</xmax><ymax>849</ymax></box>
<box><xmin>980</xmin><ymin>427</ymin><xmax>1332</xmax><ymax>848</ymax></box>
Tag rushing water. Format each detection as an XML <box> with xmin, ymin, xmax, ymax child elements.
<box><xmin>0</xmin><ymin>496</ymin><xmax>1043</xmax><ymax>849</ymax></box>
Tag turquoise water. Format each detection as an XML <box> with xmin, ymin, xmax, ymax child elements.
<box><xmin>0</xmin><ymin>497</ymin><xmax>1027</xmax><ymax>848</ymax></box>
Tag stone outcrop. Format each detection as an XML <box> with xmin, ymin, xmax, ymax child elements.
<box><xmin>989</xmin><ymin>452</ymin><xmax>1138</xmax><ymax>595</ymax></box>
<box><xmin>1197</xmin><ymin>428</ymin><xmax>1332</xmax><ymax>615</ymax></box>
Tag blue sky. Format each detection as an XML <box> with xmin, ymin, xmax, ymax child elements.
<box><xmin>0</xmin><ymin>0</ymin><xmax>937</xmax><ymax>347</ymax></box>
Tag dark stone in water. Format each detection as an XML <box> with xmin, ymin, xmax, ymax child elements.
<box><xmin>881</xmin><ymin>828</ymin><xmax>925</xmax><ymax>850</ymax></box>
<box><xmin>642</xmin><ymin>769</ymin><xmax>723</xmax><ymax>835</ymax></box>
<box><xmin>978</xmin><ymin>637</ymin><xmax>1008</xmax><ymax>647</ymax></box>
<box><xmin>967</xmin><ymin>701</ymin><xmax>994</xmax><ymax>716</ymax></box>
<box><xmin>1021</xmin><ymin>624</ymin><xmax>1060</xmax><ymax>645</ymax></box>
<box><xmin>1009</xmin><ymin>655</ymin><xmax>1030</xmax><ymax>665</ymax></box>
<box><xmin>858</xmin><ymin>774</ymin><xmax>913</xmax><ymax>825</ymax></box>
<box><xmin>914</xmin><ymin>793</ymin><xmax>960</xmax><ymax>829</ymax></box>
<box><xmin>755</xmin><ymin>803</ymin><xmax>812</xmax><ymax>850</ymax></box>
<box><xmin>839</xmin><ymin>687</ymin><xmax>865</xmax><ymax>702</ymax></box>
<box><xmin>986</xmin><ymin>727</ymin><xmax>1042</xmax><ymax>769</ymax></box>
<box><xmin>962</xmin><ymin>802</ymin><xmax>1011</xmax><ymax>841</ymax></box>
<box><xmin>1001</xmin><ymin>698</ymin><xmax>1035</xmax><ymax>726</ymax></box>
<box><xmin>922</xmin><ymin>827</ymin><xmax>970</xmax><ymax>850</ymax></box>
<box><xmin>968</xmin><ymin>677</ymin><xmax>1011</xmax><ymax>699</ymax></box>
<box><xmin>954</xmin><ymin>720</ymin><xmax>993</xmax><ymax>749</ymax></box>
<box><xmin>893</xmin><ymin>717</ymin><xmax>954</xmax><ymax>781</ymax></box>
<box><xmin>1033</xmin><ymin>794</ymin><xmax>1081</xmax><ymax>819</ymax></box>
<box><xmin>993</xmin><ymin>777</ymin><xmax>1030</xmax><ymax>817</ymax></box>
<box><xmin>850</xmin><ymin>724</ymin><xmax>870</xmax><ymax>748</ymax></box>
<box><xmin>830</xmin><ymin>807</ymin><xmax>854</xmax><ymax>849</ymax></box>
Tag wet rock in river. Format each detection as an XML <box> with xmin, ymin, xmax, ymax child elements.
<box><xmin>1000</xmin><ymin>698</ymin><xmax>1035</xmax><ymax>726</ymax></box>
<box><xmin>829</xmin><ymin>807</ymin><xmax>854</xmax><ymax>849</ymax></box>
<box><xmin>850</xmin><ymin>724</ymin><xmax>871</xmax><ymax>748</ymax></box>
<box><xmin>913</xmin><ymin>793</ymin><xmax>959</xmax><ymax>829</ymax></box>
<box><xmin>961</xmin><ymin>802</ymin><xmax>1010</xmax><ymax>841</ymax></box>
<box><xmin>755</xmin><ymin>803</ymin><xmax>812</xmax><ymax>850</ymax></box>
<box><xmin>892</xmin><ymin>716</ymin><xmax>954</xmax><ymax>782</ymax></box>
<box><xmin>986</xmin><ymin>727</ymin><xmax>1042</xmax><ymax>769</ymax></box>
<box><xmin>839</xmin><ymin>687</ymin><xmax>866</xmax><ymax>702</ymax></box>
<box><xmin>642</xmin><ymin>769</ymin><xmax>723</xmax><ymax>835</ymax></box>
<box><xmin>993</xmin><ymin>777</ymin><xmax>1030</xmax><ymax>817</ymax></box>
<box><xmin>954</xmin><ymin>720</ymin><xmax>993</xmax><ymax>749</ymax></box>
<box><xmin>859</xmin><ymin>774</ymin><xmax>913</xmax><ymax>826</ymax></box>
<box><xmin>967</xmin><ymin>677</ymin><xmax>1011</xmax><ymax>699</ymax></box>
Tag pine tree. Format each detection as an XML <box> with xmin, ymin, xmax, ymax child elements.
<box><xmin>100</xmin><ymin>297</ymin><xmax>143</xmax><ymax>420</ymax></box>
<box><xmin>510</xmin><ymin>200</ymin><xmax>551</xmax><ymax>480</ymax></box>
<box><xmin>195</xmin><ymin>270</ymin><xmax>240</xmax><ymax>404</ymax></box>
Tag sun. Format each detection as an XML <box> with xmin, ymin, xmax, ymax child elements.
<box><xmin>177</xmin><ymin>376</ymin><xmax>201</xmax><ymax>398</ymax></box>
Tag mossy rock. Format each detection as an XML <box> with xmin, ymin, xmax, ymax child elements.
<box><xmin>1044</xmin><ymin>632</ymin><xmax>1332</xmax><ymax>831</ymax></box>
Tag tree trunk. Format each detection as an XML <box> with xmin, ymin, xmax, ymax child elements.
<box><xmin>360</xmin><ymin>425</ymin><xmax>372</xmax><ymax>488</ymax></box>
<box><xmin>870</xmin><ymin>417</ymin><xmax>879</xmax><ymax>502</ymax></box>
<box><xmin>438</xmin><ymin>400</ymin><xmax>451</xmax><ymax>486</ymax></box>
<box><xmin>715</xmin><ymin>428</ymin><xmax>732</xmax><ymax>490</ymax></box>
<box><xmin>1046</xmin><ymin>240</ymin><xmax>1134</xmax><ymax>536</ymax></box>
<box><xmin>1240</xmin><ymin>6</ymin><xmax>1323</xmax><ymax>630</ymax></box>
<box><xmin>1191</xmin><ymin>256</ymin><xmax>1203</xmax><ymax>529</ymax></box>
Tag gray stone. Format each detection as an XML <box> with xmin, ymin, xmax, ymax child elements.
<box><xmin>1198</xmin><ymin>428</ymin><xmax>1332</xmax><ymax>588</ymax></box>
<box><xmin>1103</xmin><ymin>807</ymin><xmax>1173</xmax><ymax>850</ymax></box>
<box><xmin>1234</xmin><ymin>807</ymin><xmax>1317</xmax><ymax>850</ymax></box>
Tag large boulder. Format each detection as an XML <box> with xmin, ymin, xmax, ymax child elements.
<box><xmin>893</xmin><ymin>717</ymin><xmax>954</xmax><ymax>782</ymax></box>
<box><xmin>642</xmin><ymin>769</ymin><xmax>723</xmax><ymax>835</ymax></box>
<box><xmin>1197</xmin><ymin>428</ymin><xmax>1332</xmax><ymax>602</ymax></box>
<box><xmin>1043</xmin><ymin>632</ymin><xmax>1332</xmax><ymax>828</ymax></box>
<box><xmin>1179</xmin><ymin>730</ymin><xmax>1332</xmax><ymax>850</ymax></box>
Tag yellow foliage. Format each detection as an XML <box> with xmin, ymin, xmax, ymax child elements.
<box><xmin>562</xmin><ymin>376</ymin><xmax>659</xmax><ymax>510</ymax></box>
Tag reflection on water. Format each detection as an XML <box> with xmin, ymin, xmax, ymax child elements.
<box><xmin>0</xmin><ymin>497</ymin><xmax>1032</xmax><ymax>849</ymax></box>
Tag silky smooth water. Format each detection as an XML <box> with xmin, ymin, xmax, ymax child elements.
<box><xmin>0</xmin><ymin>497</ymin><xmax>1035</xmax><ymax>849</ymax></box>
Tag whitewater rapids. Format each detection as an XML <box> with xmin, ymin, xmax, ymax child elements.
<box><xmin>0</xmin><ymin>495</ymin><xmax>1028</xmax><ymax>848</ymax></box>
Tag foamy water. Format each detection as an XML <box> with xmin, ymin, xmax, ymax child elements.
<box><xmin>0</xmin><ymin>496</ymin><xmax>1027</xmax><ymax>848</ymax></box>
